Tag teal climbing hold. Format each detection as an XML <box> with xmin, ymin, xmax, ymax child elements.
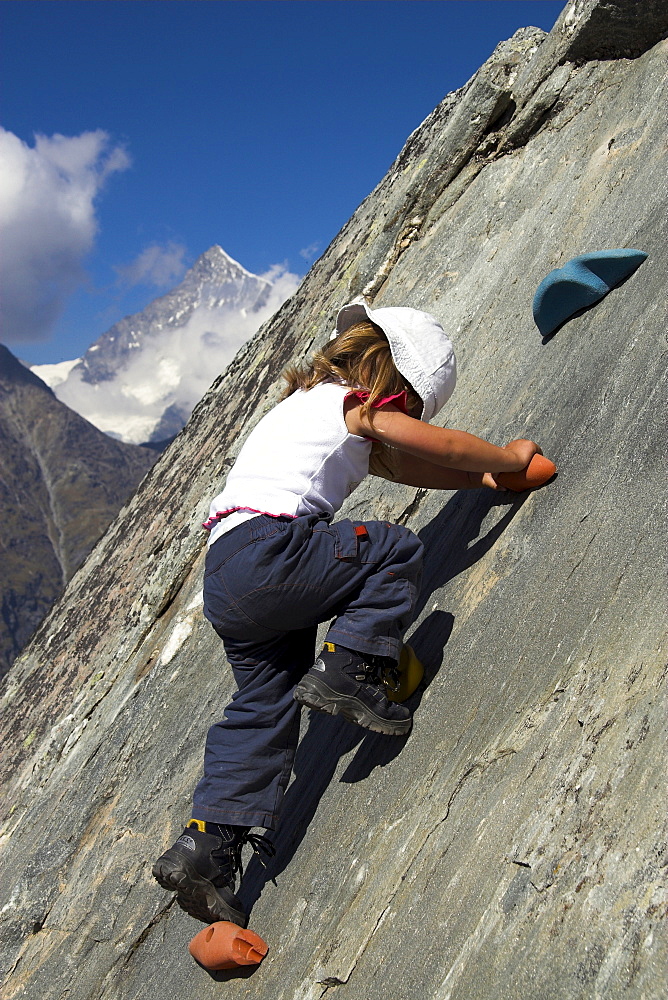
<box><xmin>533</xmin><ymin>249</ymin><xmax>648</xmax><ymax>337</ymax></box>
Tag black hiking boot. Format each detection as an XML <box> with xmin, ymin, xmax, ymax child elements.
<box><xmin>293</xmin><ymin>643</ymin><xmax>412</xmax><ymax>736</ymax></box>
<box><xmin>152</xmin><ymin>820</ymin><xmax>274</xmax><ymax>926</ymax></box>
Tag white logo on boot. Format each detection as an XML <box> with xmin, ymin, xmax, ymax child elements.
<box><xmin>176</xmin><ymin>835</ymin><xmax>197</xmax><ymax>851</ymax></box>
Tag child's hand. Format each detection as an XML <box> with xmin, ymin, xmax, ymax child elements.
<box><xmin>482</xmin><ymin>440</ymin><xmax>542</xmax><ymax>489</ymax></box>
<box><xmin>503</xmin><ymin>439</ymin><xmax>543</xmax><ymax>471</ymax></box>
<box><xmin>481</xmin><ymin>472</ymin><xmax>508</xmax><ymax>491</ymax></box>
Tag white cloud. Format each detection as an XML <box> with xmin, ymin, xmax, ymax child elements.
<box><xmin>54</xmin><ymin>265</ymin><xmax>302</xmax><ymax>444</ymax></box>
<box><xmin>299</xmin><ymin>242</ymin><xmax>321</xmax><ymax>263</ymax></box>
<box><xmin>0</xmin><ymin>127</ymin><xmax>130</xmax><ymax>342</ymax></box>
<box><xmin>115</xmin><ymin>242</ymin><xmax>187</xmax><ymax>289</ymax></box>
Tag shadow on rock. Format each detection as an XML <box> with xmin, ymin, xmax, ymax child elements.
<box><xmin>339</xmin><ymin>607</ymin><xmax>454</xmax><ymax>784</ymax></box>
<box><xmin>239</xmin><ymin>487</ymin><xmax>527</xmax><ymax>918</ymax></box>
<box><xmin>194</xmin><ymin>961</ymin><xmax>261</xmax><ymax>984</ymax></box>
<box><xmin>238</xmin><ymin>709</ymin><xmax>366</xmax><ymax>914</ymax></box>
<box><xmin>415</xmin><ymin>487</ymin><xmax>528</xmax><ymax>623</ymax></box>
<box><xmin>340</xmin><ymin>490</ymin><xmax>528</xmax><ymax>784</ymax></box>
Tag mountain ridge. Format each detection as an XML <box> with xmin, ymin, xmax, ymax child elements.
<box><xmin>0</xmin><ymin>343</ymin><xmax>156</xmax><ymax>677</ymax></box>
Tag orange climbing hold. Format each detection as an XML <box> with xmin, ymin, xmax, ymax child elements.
<box><xmin>188</xmin><ymin>920</ymin><xmax>268</xmax><ymax>971</ymax></box>
<box><xmin>497</xmin><ymin>454</ymin><xmax>557</xmax><ymax>492</ymax></box>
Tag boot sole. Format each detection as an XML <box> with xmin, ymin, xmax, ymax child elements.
<box><xmin>293</xmin><ymin>674</ymin><xmax>412</xmax><ymax>736</ymax></box>
<box><xmin>152</xmin><ymin>849</ymin><xmax>247</xmax><ymax>927</ymax></box>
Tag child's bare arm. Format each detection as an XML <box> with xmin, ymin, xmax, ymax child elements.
<box><xmin>369</xmin><ymin>442</ymin><xmax>488</xmax><ymax>489</ymax></box>
<box><xmin>347</xmin><ymin>401</ymin><xmax>540</xmax><ymax>474</ymax></box>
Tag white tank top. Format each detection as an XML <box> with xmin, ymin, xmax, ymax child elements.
<box><xmin>205</xmin><ymin>383</ymin><xmax>371</xmax><ymax>546</ymax></box>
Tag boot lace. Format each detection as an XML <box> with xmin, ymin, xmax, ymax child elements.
<box><xmin>381</xmin><ymin>662</ymin><xmax>401</xmax><ymax>693</ymax></box>
<box><xmin>355</xmin><ymin>658</ymin><xmax>401</xmax><ymax>693</ymax></box>
<box><xmin>222</xmin><ymin>831</ymin><xmax>276</xmax><ymax>881</ymax></box>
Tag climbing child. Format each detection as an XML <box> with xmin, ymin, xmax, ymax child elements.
<box><xmin>153</xmin><ymin>301</ymin><xmax>541</xmax><ymax>928</ymax></box>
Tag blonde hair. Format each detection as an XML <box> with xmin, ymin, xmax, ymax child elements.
<box><xmin>281</xmin><ymin>321</ymin><xmax>421</xmax><ymax>423</ymax></box>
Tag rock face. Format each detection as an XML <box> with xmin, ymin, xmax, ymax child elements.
<box><xmin>0</xmin><ymin>2</ymin><xmax>666</xmax><ymax>997</ymax></box>
<box><xmin>0</xmin><ymin>345</ymin><xmax>156</xmax><ymax>679</ymax></box>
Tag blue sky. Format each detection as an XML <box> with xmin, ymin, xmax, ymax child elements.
<box><xmin>2</xmin><ymin>1</ymin><xmax>564</xmax><ymax>364</ymax></box>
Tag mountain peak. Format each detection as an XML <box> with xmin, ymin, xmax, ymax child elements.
<box><xmin>191</xmin><ymin>245</ymin><xmax>260</xmax><ymax>283</ymax></box>
<box><xmin>35</xmin><ymin>246</ymin><xmax>296</xmax><ymax>444</ymax></box>
<box><xmin>1</xmin><ymin>342</ymin><xmax>55</xmax><ymax>396</ymax></box>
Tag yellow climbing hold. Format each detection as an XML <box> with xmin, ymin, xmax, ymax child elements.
<box><xmin>385</xmin><ymin>644</ymin><xmax>424</xmax><ymax>703</ymax></box>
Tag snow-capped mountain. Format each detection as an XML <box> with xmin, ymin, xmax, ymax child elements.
<box><xmin>32</xmin><ymin>247</ymin><xmax>300</xmax><ymax>444</ymax></box>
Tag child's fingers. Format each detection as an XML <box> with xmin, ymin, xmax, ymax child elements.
<box><xmin>504</xmin><ymin>439</ymin><xmax>542</xmax><ymax>470</ymax></box>
<box><xmin>482</xmin><ymin>472</ymin><xmax>509</xmax><ymax>491</ymax></box>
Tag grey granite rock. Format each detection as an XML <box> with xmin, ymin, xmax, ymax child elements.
<box><xmin>1</xmin><ymin>2</ymin><xmax>666</xmax><ymax>998</ymax></box>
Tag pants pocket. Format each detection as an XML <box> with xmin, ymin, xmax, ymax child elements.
<box><xmin>330</xmin><ymin>518</ymin><xmax>361</xmax><ymax>560</ymax></box>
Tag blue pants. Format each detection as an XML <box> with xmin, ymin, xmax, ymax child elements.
<box><xmin>193</xmin><ymin>514</ymin><xmax>423</xmax><ymax>829</ymax></box>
